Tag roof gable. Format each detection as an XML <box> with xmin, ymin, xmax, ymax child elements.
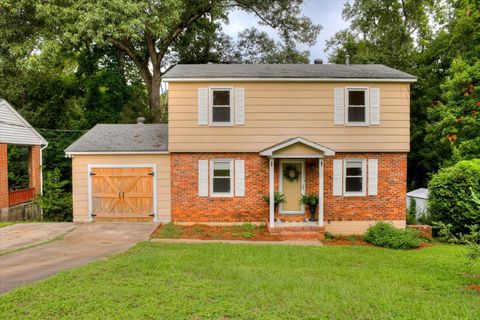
<box><xmin>260</xmin><ymin>137</ymin><xmax>335</xmax><ymax>157</ymax></box>
<box><xmin>0</xmin><ymin>99</ymin><xmax>47</xmax><ymax>145</ymax></box>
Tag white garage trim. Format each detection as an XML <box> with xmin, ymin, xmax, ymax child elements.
<box><xmin>87</xmin><ymin>164</ymin><xmax>158</xmax><ymax>222</ymax></box>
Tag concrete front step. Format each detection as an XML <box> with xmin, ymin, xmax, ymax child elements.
<box><xmin>267</xmin><ymin>223</ymin><xmax>325</xmax><ymax>240</ymax></box>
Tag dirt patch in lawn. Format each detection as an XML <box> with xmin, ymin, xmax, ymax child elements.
<box><xmin>152</xmin><ymin>223</ymin><xmax>283</xmax><ymax>241</ymax></box>
<box><xmin>466</xmin><ymin>285</ymin><xmax>480</xmax><ymax>292</ymax></box>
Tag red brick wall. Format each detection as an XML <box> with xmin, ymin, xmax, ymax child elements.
<box><xmin>28</xmin><ymin>145</ymin><xmax>41</xmax><ymax>195</ymax></box>
<box><xmin>324</xmin><ymin>153</ymin><xmax>407</xmax><ymax>222</ymax></box>
<box><xmin>0</xmin><ymin>144</ymin><xmax>8</xmax><ymax>208</ymax></box>
<box><xmin>171</xmin><ymin>152</ymin><xmax>407</xmax><ymax>223</ymax></box>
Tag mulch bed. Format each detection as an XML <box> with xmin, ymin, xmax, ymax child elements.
<box><xmin>151</xmin><ymin>223</ymin><xmax>433</xmax><ymax>250</ymax></box>
<box><xmin>152</xmin><ymin>223</ymin><xmax>283</xmax><ymax>241</ymax></box>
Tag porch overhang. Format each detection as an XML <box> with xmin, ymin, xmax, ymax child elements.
<box><xmin>259</xmin><ymin>137</ymin><xmax>335</xmax><ymax>157</ymax></box>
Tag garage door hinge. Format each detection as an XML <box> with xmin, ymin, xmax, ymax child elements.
<box><xmin>90</xmin><ymin>172</ymin><xmax>96</xmax><ymax>176</ymax></box>
<box><xmin>148</xmin><ymin>172</ymin><xmax>155</xmax><ymax>176</ymax></box>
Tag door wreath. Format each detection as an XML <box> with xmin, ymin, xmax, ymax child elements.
<box><xmin>283</xmin><ymin>164</ymin><xmax>300</xmax><ymax>182</ymax></box>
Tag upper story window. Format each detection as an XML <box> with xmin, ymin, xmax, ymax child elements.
<box><xmin>210</xmin><ymin>88</ymin><xmax>233</xmax><ymax>126</ymax></box>
<box><xmin>346</xmin><ymin>88</ymin><xmax>368</xmax><ymax>125</ymax></box>
<box><xmin>210</xmin><ymin>160</ymin><xmax>233</xmax><ymax>196</ymax></box>
<box><xmin>344</xmin><ymin>159</ymin><xmax>366</xmax><ymax>196</ymax></box>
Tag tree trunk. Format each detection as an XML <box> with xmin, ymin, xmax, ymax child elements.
<box><xmin>147</xmin><ymin>67</ymin><xmax>165</xmax><ymax>122</ymax></box>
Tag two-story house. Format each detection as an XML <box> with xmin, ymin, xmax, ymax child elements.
<box><xmin>66</xmin><ymin>63</ymin><xmax>416</xmax><ymax>235</ymax></box>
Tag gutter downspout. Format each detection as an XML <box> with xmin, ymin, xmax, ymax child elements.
<box><xmin>40</xmin><ymin>142</ymin><xmax>48</xmax><ymax>196</ymax></box>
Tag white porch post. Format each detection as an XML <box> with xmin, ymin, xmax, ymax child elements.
<box><xmin>269</xmin><ymin>157</ymin><xmax>274</xmax><ymax>227</ymax></box>
<box><xmin>318</xmin><ymin>158</ymin><xmax>324</xmax><ymax>227</ymax></box>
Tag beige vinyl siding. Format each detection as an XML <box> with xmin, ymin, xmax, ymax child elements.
<box><xmin>71</xmin><ymin>154</ymin><xmax>171</xmax><ymax>222</ymax></box>
<box><xmin>168</xmin><ymin>82</ymin><xmax>411</xmax><ymax>152</ymax></box>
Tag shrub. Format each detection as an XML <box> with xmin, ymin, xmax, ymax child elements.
<box><xmin>406</xmin><ymin>198</ymin><xmax>417</xmax><ymax>225</ymax></box>
<box><xmin>37</xmin><ymin>168</ymin><xmax>72</xmax><ymax>221</ymax></box>
<box><xmin>364</xmin><ymin>222</ymin><xmax>421</xmax><ymax>250</ymax></box>
<box><xmin>428</xmin><ymin>159</ymin><xmax>480</xmax><ymax>236</ymax></box>
<box><xmin>262</xmin><ymin>192</ymin><xmax>285</xmax><ymax>205</ymax></box>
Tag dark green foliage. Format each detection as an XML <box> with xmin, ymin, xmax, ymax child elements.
<box><xmin>364</xmin><ymin>222</ymin><xmax>421</xmax><ymax>249</ymax></box>
<box><xmin>6</xmin><ymin>145</ymin><xmax>29</xmax><ymax>189</ymax></box>
<box><xmin>428</xmin><ymin>159</ymin><xmax>480</xmax><ymax>236</ymax></box>
<box><xmin>300</xmin><ymin>194</ymin><xmax>319</xmax><ymax>206</ymax></box>
<box><xmin>38</xmin><ymin>168</ymin><xmax>72</xmax><ymax>222</ymax></box>
<box><xmin>435</xmin><ymin>222</ymin><xmax>480</xmax><ymax>260</ymax></box>
<box><xmin>406</xmin><ymin>198</ymin><xmax>417</xmax><ymax>225</ymax></box>
<box><xmin>262</xmin><ymin>192</ymin><xmax>286</xmax><ymax>205</ymax></box>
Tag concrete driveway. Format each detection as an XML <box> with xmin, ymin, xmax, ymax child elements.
<box><xmin>0</xmin><ymin>223</ymin><xmax>76</xmax><ymax>254</ymax></box>
<box><xmin>0</xmin><ymin>222</ymin><xmax>159</xmax><ymax>294</ymax></box>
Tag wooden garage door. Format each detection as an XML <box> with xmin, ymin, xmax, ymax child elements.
<box><xmin>91</xmin><ymin>167</ymin><xmax>153</xmax><ymax>219</ymax></box>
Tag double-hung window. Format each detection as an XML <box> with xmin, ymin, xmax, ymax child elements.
<box><xmin>210</xmin><ymin>88</ymin><xmax>233</xmax><ymax>125</ymax></box>
<box><xmin>346</xmin><ymin>88</ymin><xmax>368</xmax><ymax>125</ymax></box>
<box><xmin>210</xmin><ymin>160</ymin><xmax>233</xmax><ymax>196</ymax></box>
<box><xmin>344</xmin><ymin>159</ymin><xmax>366</xmax><ymax>196</ymax></box>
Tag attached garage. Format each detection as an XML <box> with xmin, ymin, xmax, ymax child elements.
<box><xmin>65</xmin><ymin>121</ymin><xmax>170</xmax><ymax>222</ymax></box>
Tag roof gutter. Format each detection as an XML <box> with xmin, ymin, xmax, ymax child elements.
<box><xmin>65</xmin><ymin>151</ymin><xmax>169</xmax><ymax>157</ymax></box>
<box><xmin>163</xmin><ymin>77</ymin><xmax>417</xmax><ymax>83</ymax></box>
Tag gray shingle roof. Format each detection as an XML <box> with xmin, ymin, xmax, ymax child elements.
<box><xmin>65</xmin><ymin>124</ymin><xmax>168</xmax><ymax>153</ymax></box>
<box><xmin>163</xmin><ymin>64</ymin><xmax>417</xmax><ymax>80</ymax></box>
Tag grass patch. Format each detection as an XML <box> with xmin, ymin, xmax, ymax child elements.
<box><xmin>0</xmin><ymin>243</ymin><xmax>479</xmax><ymax>319</ymax></box>
<box><xmin>0</xmin><ymin>221</ymin><xmax>43</xmax><ymax>228</ymax></box>
<box><xmin>0</xmin><ymin>222</ymin><xmax>16</xmax><ymax>228</ymax></box>
<box><xmin>157</xmin><ymin>222</ymin><xmax>183</xmax><ymax>239</ymax></box>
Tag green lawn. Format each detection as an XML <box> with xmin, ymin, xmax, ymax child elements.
<box><xmin>1</xmin><ymin>243</ymin><xmax>479</xmax><ymax>319</ymax></box>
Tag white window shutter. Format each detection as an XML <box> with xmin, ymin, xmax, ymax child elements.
<box><xmin>334</xmin><ymin>88</ymin><xmax>345</xmax><ymax>125</ymax></box>
<box><xmin>368</xmin><ymin>159</ymin><xmax>378</xmax><ymax>196</ymax></box>
<box><xmin>370</xmin><ymin>88</ymin><xmax>380</xmax><ymax>125</ymax></box>
<box><xmin>234</xmin><ymin>87</ymin><xmax>245</xmax><ymax>125</ymax></box>
<box><xmin>198</xmin><ymin>88</ymin><xmax>208</xmax><ymax>125</ymax></box>
<box><xmin>333</xmin><ymin>159</ymin><xmax>343</xmax><ymax>196</ymax></box>
<box><xmin>198</xmin><ymin>160</ymin><xmax>208</xmax><ymax>196</ymax></box>
<box><xmin>234</xmin><ymin>160</ymin><xmax>245</xmax><ymax>196</ymax></box>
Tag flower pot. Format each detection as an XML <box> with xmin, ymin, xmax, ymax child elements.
<box><xmin>309</xmin><ymin>204</ymin><xmax>317</xmax><ymax>221</ymax></box>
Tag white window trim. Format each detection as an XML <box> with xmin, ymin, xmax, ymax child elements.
<box><xmin>345</xmin><ymin>87</ymin><xmax>369</xmax><ymax>126</ymax></box>
<box><xmin>209</xmin><ymin>87</ymin><xmax>234</xmax><ymax>126</ymax></box>
<box><xmin>210</xmin><ymin>159</ymin><xmax>234</xmax><ymax>197</ymax></box>
<box><xmin>343</xmin><ymin>159</ymin><xmax>366</xmax><ymax>196</ymax></box>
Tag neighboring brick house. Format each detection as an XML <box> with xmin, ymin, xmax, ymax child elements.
<box><xmin>66</xmin><ymin>63</ymin><xmax>416</xmax><ymax>235</ymax></box>
<box><xmin>0</xmin><ymin>99</ymin><xmax>47</xmax><ymax>221</ymax></box>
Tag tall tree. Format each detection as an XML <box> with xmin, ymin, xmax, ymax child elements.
<box><xmin>31</xmin><ymin>0</ymin><xmax>320</xmax><ymax>121</ymax></box>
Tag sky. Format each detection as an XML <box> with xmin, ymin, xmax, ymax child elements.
<box><xmin>222</xmin><ymin>0</ymin><xmax>350</xmax><ymax>63</ymax></box>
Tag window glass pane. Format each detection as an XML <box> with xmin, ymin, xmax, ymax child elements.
<box><xmin>348</xmin><ymin>106</ymin><xmax>365</xmax><ymax>122</ymax></box>
<box><xmin>346</xmin><ymin>177</ymin><xmax>363</xmax><ymax>192</ymax></box>
<box><xmin>213</xmin><ymin>162</ymin><xmax>230</xmax><ymax>177</ymax></box>
<box><xmin>346</xmin><ymin>167</ymin><xmax>362</xmax><ymax>176</ymax></box>
<box><xmin>212</xmin><ymin>106</ymin><xmax>230</xmax><ymax>122</ymax></box>
<box><xmin>213</xmin><ymin>90</ymin><xmax>230</xmax><ymax>105</ymax></box>
<box><xmin>349</xmin><ymin>90</ymin><xmax>365</xmax><ymax>105</ymax></box>
<box><xmin>213</xmin><ymin>178</ymin><xmax>230</xmax><ymax>193</ymax></box>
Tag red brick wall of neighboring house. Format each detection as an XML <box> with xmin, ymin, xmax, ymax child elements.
<box><xmin>170</xmin><ymin>152</ymin><xmax>407</xmax><ymax>223</ymax></box>
<box><xmin>28</xmin><ymin>145</ymin><xmax>41</xmax><ymax>195</ymax></box>
<box><xmin>0</xmin><ymin>144</ymin><xmax>8</xmax><ymax>208</ymax></box>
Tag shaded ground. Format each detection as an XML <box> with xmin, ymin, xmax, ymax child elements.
<box><xmin>0</xmin><ymin>242</ymin><xmax>478</xmax><ymax>319</ymax></box>
<box><xmin>0</xmin><ymin>222</ymin><xmax>158</xmax><ymax>294</ymax></box>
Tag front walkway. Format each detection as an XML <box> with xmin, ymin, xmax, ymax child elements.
<box><xmin>0</xmin><ymin>222</ymin><xmax>159</xmax><ymax>294</ymax></box>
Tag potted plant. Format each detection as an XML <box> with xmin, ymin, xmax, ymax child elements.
<box><xmin>262</xmin><ymin>192</ymin><xmax>286</xmax><ymax>216</ymax></box>
<box><xmin>301</xmin><ymin>194</ymin><xmax>319</xmax><ymax>221</ymax></box>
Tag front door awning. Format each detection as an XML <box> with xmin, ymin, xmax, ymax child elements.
<box><xmin>259</xmin><ymin>137</ymin><xmax>335</xmax><ymax>157</ymax></box>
